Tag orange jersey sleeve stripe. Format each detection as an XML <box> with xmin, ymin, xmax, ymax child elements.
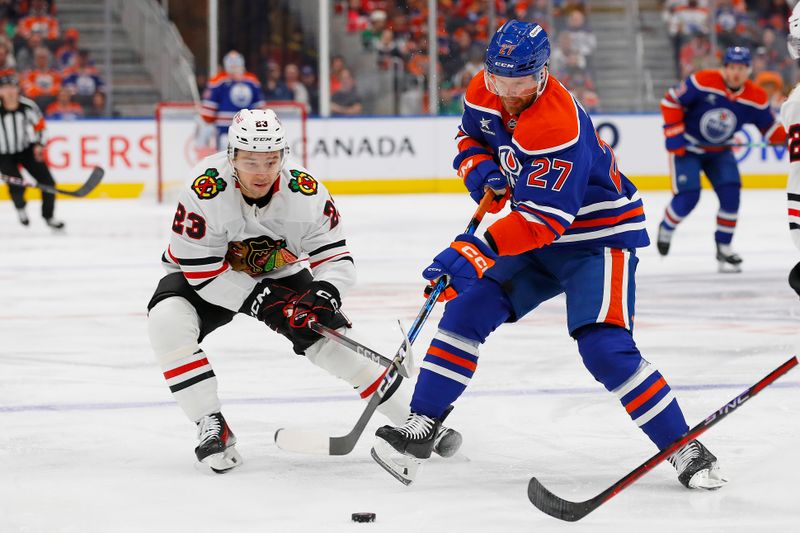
<box><xmin>487</xmin><ymin>211</ymin><xmax>558</xmax><ymax>256</ymax></box>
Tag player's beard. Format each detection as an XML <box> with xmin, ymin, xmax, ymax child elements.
<box><xmin>500</xmin><ymin>94</ymin><xmax>536</xmax><ymax>115</ymax></box>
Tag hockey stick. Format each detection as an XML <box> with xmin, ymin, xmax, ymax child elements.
<box><xmin>274</xmin><ymin>190</ymin><xmax>497</xmax><ymax>455</ymax></box>
<box><xmin>528</xmin><ymin>356</ymin><xmax>798</xmax><ymax>522</ymax></box>
<box><xmin>309</xmin><ymin>321</ymin><xmax>410</xmax><ymax>378</ymax></box>
<box><xmin>1</xmin><ymin>166</ymin><xmax>105</xmax><ymax>198</ymax></box>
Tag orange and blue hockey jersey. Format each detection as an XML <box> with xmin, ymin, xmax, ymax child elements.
<box><xmin>201</xmin><ymin>72</ymin><xmax>266</xmax><ymax>134</ymax></box>
<box><xmin>660</xmin><ymin>69</ymin><xmax>785</xmax><ymax>152</ymax></box>
<box><xmin>455</xmin><ymin>71</ymin><xmax>649</xmax><ymax>255</ymax></box>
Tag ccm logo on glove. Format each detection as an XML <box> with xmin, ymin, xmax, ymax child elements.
<box><xmin>450</xmin><ymin>242</ymin><xmax>495</xmax><ymax>275</ymax></box>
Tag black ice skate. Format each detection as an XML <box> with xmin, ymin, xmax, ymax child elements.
<box><xmin>656</xmin><ymin>224</ymin><xmax>672</xmax><ymax>256</ymax></box>
<box><xmin>372</xmin><ymin>409</ymin><xmax>451</xmax><ymax>485</ymax></box>
<box><xmin>17</xmin><ymin>208</ymin><xmax>29</xmax><ymax>226</ymax></box>
<box><xmin>716</xmin><ymin>243</ymin><xmax>742</xmax><ymax>273</ymax></box>
<box><xmin>668</xmin><ymin>439</ymin><xmax>727</xmax><ymax>490</ymax></box>
<box><xmin>44</xmin><ymin>217</ymin><xmax>65</xmax><ymax>231</ymax></box>
<box><xmin>195</xmin><ymin>412</ymin><xmax>242</xmax><ymax>473</ymax></box>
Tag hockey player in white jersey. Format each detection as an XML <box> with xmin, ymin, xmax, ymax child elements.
<box><xmin>783</xmin><ymin>3</ymin><xmax>800</xmax><ymax>296</ymax></box>
<box><xmin>147</xmin><ymin>108</ymin><xmax>461</xmax><ymax>472</ymax></box>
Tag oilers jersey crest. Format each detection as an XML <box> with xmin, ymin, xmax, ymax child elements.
<box><xmin>455</xmin><ymin>70</ymin><xmax>649</xmax><ymax>254</ymax></box>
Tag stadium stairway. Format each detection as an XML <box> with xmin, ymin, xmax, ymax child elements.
<box><xmin>57</xmin><ymin>0</ymin><xmax>160</xmax><ymax>117</ymax></box>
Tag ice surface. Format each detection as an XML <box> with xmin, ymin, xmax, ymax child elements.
<box><xmin>1</xmin><ymin>190</ymin><xmax>798</xmax><ymax>532</ymax></box>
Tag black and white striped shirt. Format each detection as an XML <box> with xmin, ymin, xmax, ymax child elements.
<box><xmin>0</xmin><ymin>97</ymin><xmax>45</xmax><ymax>155</ymax></box>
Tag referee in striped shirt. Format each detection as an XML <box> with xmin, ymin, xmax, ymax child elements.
<box><xmin>0</xmin><ymin>69</ymin><xmax>64</xmax><ymax>229</ymax></box>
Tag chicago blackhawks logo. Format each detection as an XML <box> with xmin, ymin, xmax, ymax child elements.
<box><xmin>192</xmin><ymin>168</ymin><xmax>227</xmax><ymax>200</ymax></box>
<box><xmin>289</xmin><ymin>169</ymin><xmax>318</xmax><ymax>195</ymax></box>
<box><xmin>226</xmin><ymin>236</ymin><xmax>299</xmax><ymax>275</ymax></box>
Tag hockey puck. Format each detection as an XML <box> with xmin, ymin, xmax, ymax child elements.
<box><xmin>351</xmin><ymin>512</ymin><xmax>376</xmax><ymax>523</ymax></box>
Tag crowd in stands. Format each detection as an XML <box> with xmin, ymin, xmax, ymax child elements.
<box><xmin>663</xmin><ymin>0</ymin><xmax>796</xmax><ymax>112</ymax></box>
<box><xmin>0</xmin><ymin>0</ymin><xmax>107</xmax><ymax>119</ymax></box>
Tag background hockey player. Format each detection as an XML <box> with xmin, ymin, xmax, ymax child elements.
<box><xmin>198</xmin><ymin>51</ymin><xmax>266</xmax><ymax>151</ymax></box>
<box><xmin>782</xmin><ymin>3</ymin><xmax>800</xmax><ymax>298</ymax></box>
<box><xmin>371</xmin><ymin>21</ymin><xmax>725</xmax><ymax>491</ymax></box>
<box><xmin>659</xmin><ymin>46</ymin><xmax>786</xmax><ymax>273</ymax></box>
<box><xmin>147</xmin><ymin>108</ymin><xmax>460</xmax><ymax>473</ymax></box>
<box><xmin>0</xmin><ymin>69</ymin><xmax>64</xmax><ymax>230</ymax></box>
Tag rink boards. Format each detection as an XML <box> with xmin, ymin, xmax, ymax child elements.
<box><xmin>0</xmin><ymin>114</ymin><xmax>789</xmax><ymax>200</ymax></box>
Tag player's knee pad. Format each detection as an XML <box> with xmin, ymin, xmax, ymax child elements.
<box><xmin>147</xmin><ymin>296</ymin><xmax>201</xmax><ymax>366</ymax></box>
<box><xmin>304</xmin><ymin>327</ymin><xmax>372</xmax><ymax>383</ymax></box>
<box><xmin>439</xmin><ymin>278</ymin><xmax>512</xmax><ymax>343</ymax></box>
<box><xmin>574</xmin><ymin>324</ymin><xmax>644</xmax><ymax>391</ymax></box>
<box><xmin>671</xmin><ymin>189</ymin><xmax>701</xmax><ymax>217</ymax></box>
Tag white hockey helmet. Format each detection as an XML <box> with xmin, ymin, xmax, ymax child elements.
<box><xmin>789</xmin><ymin>2</ymin><xmax>800</xmax><ymax>60</ymax></box>
<box><xmin>227</xmin><ymin>108</ymin><xmax>289</xmax><ymax>168</ymax></box>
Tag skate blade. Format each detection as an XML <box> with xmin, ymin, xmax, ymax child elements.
<box><xmin>688</xmin><ymin>465</ymin><xmax>728</xmax><ymax>490</ymax></box>
<box><xmin>717</xmin><ymin>261</ymin><xmax>742</xmax><ymax>274</ymax></box>
<box><xmin>203</xmin><ymin>446</ymin><xmax>243</xmax><ymax>474</ymax></box>
<box><xmin>371</xmin><ymin>439</ymin><xmax>422</xmax><ymax>486</ymax></box>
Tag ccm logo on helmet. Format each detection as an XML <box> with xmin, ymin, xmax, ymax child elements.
<box><xmin>494</xmin><ymin>61</ymin><xmax>514</xmax><ymax>68</ymax></box>
<box><xmin>251</xmin><ymin>137</ymin><xmax>273</xmax><ymax>141</ymax></box>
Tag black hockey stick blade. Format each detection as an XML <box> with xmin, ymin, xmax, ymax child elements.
<box><xmin>65</xmin><ymin>166</ymin><xmax>105</xmax><ymax>197</ymax></box>
<box><xmin>528</xmin><ymin>356</ymin><xmax>798</xmax><ymax>522</ymax></box>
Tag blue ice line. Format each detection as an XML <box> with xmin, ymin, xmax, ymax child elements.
<box><xmin>1</xmin><ymin>381</ymin><xmax>797</xmax><ymax>414</ymax></box>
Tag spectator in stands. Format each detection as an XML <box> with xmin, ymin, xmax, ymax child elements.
<box><xmin>55</xmin><ymin>28</ymin><xmax>79</xmax><ymax>71</ymax></box>
<box><xmin>362</xmin><ymin>9</ymin><xmax>387</xmax><ymax>50</ymax></box>
<box><xmin>84</xmin><ymin>90</ymin><xmax>110</xmax><ymax>118</ymax></box>
<box><xmin>679</xmin><ymin>31</ymin><xmax>713</xmax><ymax>77</ymax></box>
<box><xmin>0</xmin><ymin>0</ymin><xmax>14</xmax><ymax>21</ymax></box>
<box><xmin>714</xmin><ymin>0</ymin><xmax>751</xmax><ymax>49</ymax></box>
<box><xmin>13</xmin><ymin>0</ymin><xmax>55</xmax><ymax>18</ymax></box>
<box><xmin>330</xmin><ymin>55</ymin><xmax>346</xmax><ymax>93</ymax></box>
<box><xmin>300</xmin><ymin>65</ymin><xmax>319</xmax><ymax>116</ymax></box>
<box><xmin>665</xmin><ymin>0</ymin><xmax>710</xmax><ymax>77</ymax></box>
<box><xmin>263</xmin><ymin>60</ymin><xmax>292</xmax><ymax>101</ymax></box>
<box><xmin>15</xmin><ymin>0</ymin><xmax>58</xmax><ymax>41</ymax></box>
<box><xmin>760</xmin><ymin>27</ymin><xmax>792</xmax><ymax>81</ymax></box>
<box><xmin>330</xmin><ymin>68</ymin><xmax>362</xmax><ymax>116</ymax></box>
<box><xmin>21</xmin><ymin>45</ymin><xmax>60</xmax><ymax>108</ymax></box>
<box><xmin>755</xmin><ymin>70</ymin><xmax>786</xmax><ymax>115</ymax></box>
<box><xmin>15</xmin><ymin>30</ymin><xmax>44</xmax><ymax>72</ymax></box>
<box><xmin>284</xmin><ymin>63</ymin><xmax>309</xmax><ymax>110</ymax></box>
<box><xmin>563</xmin><ymin>10</ymin><xmax>597</xmax><ymax>72</ymax></box>
<box><xmin>0</xmin><ymin>38</ymin><xmax>14</xmax><ymax>69</ymax></box>
<box><xmin>45</xmin><ymin>86</ymin><xmax>83</xmax><ymax>119</ymax></box>
<box><xmin>62</xmin><ymin>50</ymin><xmax>105</xmax><ymax>106</ymax></box>
<box><xmin>376</xmin><ymin>28</ymin><xmax>403</xmax><ymax>69</ymax></box>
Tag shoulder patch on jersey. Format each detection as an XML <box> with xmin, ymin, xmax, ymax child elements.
<box><xmin>690</xmin><ymin>70</ymin><xmax>727</xmax><ymax>94</ymax></box>
<box><xmin>192</xmin><ymin>168</ymin><xmax>227</xmax><ymax>200</ymax></box>
<box><xmin>512</xmin><ymin>78</ymin><xmax>580</xmax><ymax>155</ymax></box>
<box><xmin>226</xmin><ymin>236</ymin><xmax>300</xmax><ymax>276</ymax></box>
<box><xmin>464</xmin><ymin>70</ymin><xmax>503</xmax><ymax>117</ymax></box>
<box><xmin>288</xmin><ymin>169</ymin><xmax>318</xmax><ymax>196</ymax></box>
<box><xmin>738</xmin><ymin>80</ymin><xmax>769</xmax><ymax>108</ymax></box>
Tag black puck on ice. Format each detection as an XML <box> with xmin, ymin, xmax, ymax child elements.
<box><xmin>351</xmin><ymin>512</ymin><xmax>376</xmax><ymax>523</ymax></box>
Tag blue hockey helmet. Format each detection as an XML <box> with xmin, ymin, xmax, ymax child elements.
<box><xmin>484</xmin><ymin>20</ymin><xmax>550</xmax><ymax>97</ymax></box>
<box><xmin>723</xmin><ymin>46</ymin><xmax>752</xmax><ymax>67</ymax></box>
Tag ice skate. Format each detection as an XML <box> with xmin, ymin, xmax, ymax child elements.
<box><xmin>668</xmin><ymin>440</ymin><xmax>727</xmax><ymax>490</ymax></box>
<box><xmin>16</xmin><ymin>208</ymin><xmax>29</xmax><ymax>226</ymax></box>
<box><xmin>195</xmin><ymin>412</ymin><xmax>242</xmax><ymax>473</ymax></box>
<box><xmin>656</xmin><ymin>224</ymin><xmax>672</xmax><ymax>256</ymax></box>
<box><xmin>44</xmin><ymin>217</ymin><xmax>65</xmax><ymax>231</ymax></box>
<box><xmin>372</xmin><ymin>409</ymin><xmax>451</xmax><ymax>485</ymax></box>
<box><xmin>433</xmin><ymin>425</ymin><xmax>462</xmax><ymax>458</ymax></box>
<box><xmin>716</xmin><ymin>243</ymin><xmax>742</xmax><ymax>273</ymax></box>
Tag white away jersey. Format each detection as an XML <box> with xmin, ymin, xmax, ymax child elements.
<box><xmin>780</xmin><ymin>85</ymin><xmax>800</xmax><ymax>252</ymax></box>
<box><xmin>161</xmin><ymin>151</ymin><xmax>355</xmax><ymax>312</ymax></box>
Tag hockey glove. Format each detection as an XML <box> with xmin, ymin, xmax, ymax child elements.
<box><xmin>239</xmin><ymin>280</ymin><xmax>298</xmax><ymax>333</ymax></box>
<box><xmin>289</xmin><ymin>280</ymin><xmax>343</xmax><ymax>342</ymax></box>
<box><xmin>663</xmin><ymin>122</ymin><xmax>687</xmax><ymax>157</ymax></box>
<box><xmin>459</xmin><ymin>157</ymin><xmax>509</xmax><ymax>213</ymax></box>
<box><xmin>422</xmin><ymin>234</ymin><xmax>497</xmax><ymax>301</ymax></box>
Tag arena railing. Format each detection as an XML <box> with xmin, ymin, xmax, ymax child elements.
<box><xmin>110</xmin><ymin>0</ymin><xmax>199</xmax><ymax>104</ymax></box>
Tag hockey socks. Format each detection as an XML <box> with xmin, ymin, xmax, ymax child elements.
<box><xmin>162</xmin><ymin>349</ymin><xmax>221</xmax><ymax>422</ymax></box>
<box><xmin>411</xmin><ymin>329</ymin><xmax>480</xmax><ymax>418</ymax></box>
<box><xmin>576</xmin><ymin>325</ymin><xmax>688</xmax><ymax>450</ymax></box>
<box><xmin>660</xmin><ymin>189</ymin><xmax>700</xmax><ymax>234</ymax></box>
<box><xmin>714</xmin><ymin>184</ymin><xmax>740</xmax><ymax>245</ymax></box>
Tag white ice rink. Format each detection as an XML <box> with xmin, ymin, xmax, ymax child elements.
<box><xmin>1</xmin><ymin>190</ymin><xmax>798</xmax><ymax>533</ymax></box>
